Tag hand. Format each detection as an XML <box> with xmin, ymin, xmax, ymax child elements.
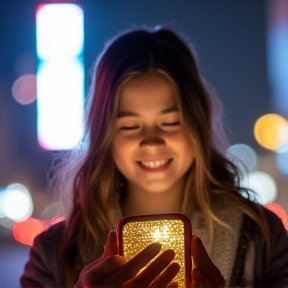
<box><xmin>76</xmin><ymin>231</ymin><xmax>180</xmax><ymax>288</ymax></box>
<box><xmin>191</xmin><ymin>236</ymin><xmax>225</xmax><ymax>288</ymax></box>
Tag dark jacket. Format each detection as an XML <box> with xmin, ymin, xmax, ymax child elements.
<box><xmin>20</xmin><ymin>208</ymin><xmax>288</xmax><ymax>288</ymax></box>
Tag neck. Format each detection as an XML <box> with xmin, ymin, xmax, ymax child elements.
<box><xmin>122</xmin><ymin>185</ymin><xmax>184</xmax><ymax>216</ymax></box>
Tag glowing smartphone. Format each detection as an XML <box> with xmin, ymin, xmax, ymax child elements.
<box><xmin>116</xmin><ymin>213</ymin><xmax>192</xmax><ymax>288</ymax></box>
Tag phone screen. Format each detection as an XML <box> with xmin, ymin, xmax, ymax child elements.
<box><xmin>117</xmin><ymin>213</ymin><xmax>191</xmax><ymax>288</ymax></box>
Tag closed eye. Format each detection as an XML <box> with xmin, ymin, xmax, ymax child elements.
<box><xmin>162</xmin><ymin>122</ymin><xmax>180</xmax><ymax>126</ymax></box>
<box><xmin>121</xmin><ymin>126</ymin><xmax>139</xmax><ymax>130</ymax></box>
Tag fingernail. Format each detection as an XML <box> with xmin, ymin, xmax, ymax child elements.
<box><xmin>149</xmin><ymin>242</ymin><xmax>162</xmax><ymax>251</ymax></box>
<box><xmin>105</xmin><ymin>230</ymin><xmax>115</xmax><ymax>246</ymax></box>
<box><xmin>193</xmin><ymin>236</ymin><xmax>200</xmax><ymax>242</ymax></box>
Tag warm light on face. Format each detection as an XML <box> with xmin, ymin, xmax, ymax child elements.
<box><xmin>112</xmin><ymin>73</ymin><xmax>194</xmax><ymax>195</ymax></box>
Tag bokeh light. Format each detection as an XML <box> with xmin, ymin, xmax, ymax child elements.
<box><xmin>37</xmin><ymin>59</ymin><xmax>85</xmax><ymax>150</ymax></box>
<box><xmin>0</xmin><ymin>183</ymin><xmax>33</xmax><ymax>221</ymax></box>
<box><xmin>36</xmin><ymin>4</ymin><xmax>84</xmax><ymax>59</ymax></box>
<box><xmin>0</xmin><ymin>188</ymin><xmax>6</xmax><ymax>218</ymax></box>
<box><xmin>13</xmin><ymin>218</ymin><xmax>44</xmax><ymax>246</ymax></box>
<box><xmin>276</xmin><ymin>150</ymin><xmax>288</xmax><ymax>174</ymax></box>
<box><xmin>265</xmin><ymin>203</ymin><xmax>288</xmax><ymax>230</ymax></box>
<box><xmin>254</xmin><ymin>114</ymin><xmax>288</xmax><ymax>150</ymax></box>
<box><xmin>277</xmin><ymin>142</ymin><xmax>288</xmax><ymax>153</ymax></box>
<box><xmin>227</xmin><ymin>143</ymin><xmax>258</xmax><ymax>173</ymax></box>
<box><xmin>50</xmin><ymin>216</ymin><xmax>65</xmax><ymax>225</ymax></box>
<box><xmin>0</xmin><ymin>218</ymin><xmax>13</xmax><ymax>230</ymax></box>
<box><xmin>12</xmin><ymin>74</ymin><xmax>37</xmax><ymax>105</ymax></box>
<box><xmin>36</xmin><ymin>3</ymin><xmax>85</xmax><ymax>150</ymax></box>
<box><xmin>241</xmin><ymin>171</ymin><xmax>277</xmax><ymax>204</ymax></box>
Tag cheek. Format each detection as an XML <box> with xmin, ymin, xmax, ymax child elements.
<box><xmin>171</xmin><ymin>134</ymin><xmax>194</xmax><ymax>165</ymax></box>
<box><xmin>171</xmin><ymin>133</ymin><xmax>193</xmax><ymax>153</ymax></box>
<box><xmin>112</xmin><ymin>136</ymin><xmax>134</xmax><ymax>167</ymax></box>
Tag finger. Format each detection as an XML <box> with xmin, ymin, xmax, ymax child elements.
<box><xmin>191</xmin><ymin>268</ymin><xmax>205</xmax><ymax>287</ymax></box>
<box><xmin>102</xmin><ymin>230</ymin><xmax>118</xmax><ymax>257</ymax></box>
<box><xmin>126</xmin><ymin>249</ymin><xmax>177</xmax><ymax>288</ymax></box>
<box><xmin>149</xmin><ymin>262</ymin><xmax>180</xmax><ymax>288</ymax></box>
<box><xmin>168</xmin><ymin>281</ymin><xmax>179</xmax><ymax>288</ymax></box>
<box><xmin>79</xmin><ymin>231</ymin><xmax>119</xmax><ymax>282</ymax></box>
<box><xmin>104</xmin><ymin>242</ymin><xmax>162</xmax><ymax>285</ymax></box>
<box><xmin>191</xmin><ymin>236</ymin><xmax>224</xmax><ymax>288</ymax></box>
<box><xmin>80</xmin><ymin>231</ymin><xmax>122</xmax><ymax>287</ymax></box>
<box><xmin>84</xmin><ymin>255</ymin><xmax>125</xmax><ymax>286</ymax></box>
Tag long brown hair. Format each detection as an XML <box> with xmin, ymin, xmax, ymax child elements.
<box><xmin>50</xmin><ymin>27</ymin><xmax>269</xmax><ymax>287</ymax></box>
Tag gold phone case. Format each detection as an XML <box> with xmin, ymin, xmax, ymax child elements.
<box><xmin>116</xmin><ymin>213</ymin><xmax>192</xmax><ymax>288</ymax></box>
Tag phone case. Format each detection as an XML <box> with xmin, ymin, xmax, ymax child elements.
<box><xmin>116</xmin><ymin>213</ymin><xmax>192</xmax><ymax>288</ymax></box>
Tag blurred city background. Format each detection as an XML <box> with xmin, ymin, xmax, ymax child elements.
<box><xmin>1</xmin><ymin>0</ymin><xmax>288</xmax><ymax>287</ymax></box>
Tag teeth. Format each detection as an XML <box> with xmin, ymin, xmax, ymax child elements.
<box><xmin>141</xmin><ymin>160</ymin><xmax>166</xmax><ymax>168</ymax></box>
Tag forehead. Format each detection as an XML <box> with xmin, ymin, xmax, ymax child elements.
<box><xmin>118</xmin><ymin>72</ymin><xmax>178</xmax><ymax>112</ymax></box>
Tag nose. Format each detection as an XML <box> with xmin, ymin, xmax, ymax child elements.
<box><xmin>139</xmin><ymin>127</ymin><xmax>165</xmax><ymax>149</ymax></box>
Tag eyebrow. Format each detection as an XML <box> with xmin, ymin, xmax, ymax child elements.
<box><xmin>117</xmin><ymin>106</ymin><xmax>179</xmax><ymax>118</ymax></box>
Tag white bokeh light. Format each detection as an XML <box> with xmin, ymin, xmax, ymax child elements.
<box><xmin>227</xmin><ymin>143</ymin><xmax>258</xmax><ymax>174</ymax></box>
<box><xmin>0</xmin><ymin>184</ymin><xmax>33</xmax><ymax>221</ymax></box>
<box><xmin>36</xmin><ymin>3</ymin><xmax>85</xmax><ymax>150</ymax></box>
<box><xmin>240</xmin><ymin>171</ymin><xmax>277</xmax><ymax>204</ymax></box>
<box><xmin>276</xmin><ymin>150</ymin><xmax>288</xmax><ymax>174</ymax></box>
<box><xmin>37</xmin><ymin>59</ymin><xmax>84</xmax><ymax>150</ymax></box>
<box><xmin>0</xmin><ymin>188</ymin><xmax>6</xmax><ymax>218</ymax></box>
<box><xmin>36</xmin><ymin>4</ymin><xmax>84</xmax><ymax>59</ymax></box>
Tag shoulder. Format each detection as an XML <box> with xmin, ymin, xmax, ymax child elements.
<box><xmin>34</xmin><ymin>220</ymin><xmax>66</xmax><ymax>250</ymax></box>
<box><xmin>246</xmin><ymin>204</ymin><xmax>287</xmax><ymax>240</ymax></box>
<box><xmin>262</xmin><ymin>206</ymin><xmax>287</xmax><ymax>229</ymax></box>
<box><xmin>30</xmin><ymin>220</ymin><xmax>67</xmax><ymax>273</ymax></box>
<box><xmin>261</xmin><ymin>206</ymin><xmax>288</xmax><ymax>250</ymax></box>
<box><xmin>37</xmin><ymin>220</ymin><xmax>66</xmax><ymax>241</ymax></box>
<box><xmin>20</xmin><ymin>221</ymin><xmax>67</xmax><ymax>287</ymax></box>
<box><xmin>263</xmin><ymin>207</ymin><xmax>288</xmax><ymax>285</ymax></box>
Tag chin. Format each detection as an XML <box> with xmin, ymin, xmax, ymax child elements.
<box><xmin>142</xmin><ymin>185</ymin><xmax>175</xmax><ymax>194</ymax></box>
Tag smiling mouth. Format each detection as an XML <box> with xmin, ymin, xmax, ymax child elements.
<box><xmin>138</xmin><ymin>159</ymin><xmax>172</xmax><ymax>169</ymax></box>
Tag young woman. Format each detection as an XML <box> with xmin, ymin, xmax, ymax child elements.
<box><xmin>21</xmin><ymin>27</ymin><xmax>288</xmax><ymax>288</ymax></box>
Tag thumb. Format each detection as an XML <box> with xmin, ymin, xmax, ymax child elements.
<box><xmin>102</xmin><ymin>230</ymin><xmax>118</xmax><ymax>258</ymax></box>
<box><xmin>191</xmin><ymin>236</ymin><xmax>225</xmax><ymax>288</ymax></box>
<box><xmin>78</xmin><ymin>231</ymin><xmax>121</xmax><ymax>285</ymax></box>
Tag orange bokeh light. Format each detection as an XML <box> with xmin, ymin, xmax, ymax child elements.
<box><xmin>254</xmin><ymin>114</ymin><xmax>288</xmax><ymax>150</ymax></box>
<box><xmin>13</xmin><ymin>218</ymin><xmax>44</xmax><ymax>246</ymax></box>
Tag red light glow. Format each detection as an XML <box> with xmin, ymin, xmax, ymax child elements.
<box><xmin>265</xmin><ymin>203</ymin><xmax>288</xmax><ymax>230</ymax></box>
<box><xmin>13</xmin><ymin>218</ymin><xmax>44</xmax><ymax>246</ymax></box>
<box><xmin>50</xmin><ymin>216</ymin><xmax>65</xmax><ymax>225</ymax></box>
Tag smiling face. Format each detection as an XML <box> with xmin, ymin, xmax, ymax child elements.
<box><xmin>112</xmin><ymin>72</ymin><xmax>194</xmax><ymax>200</ymax></box>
